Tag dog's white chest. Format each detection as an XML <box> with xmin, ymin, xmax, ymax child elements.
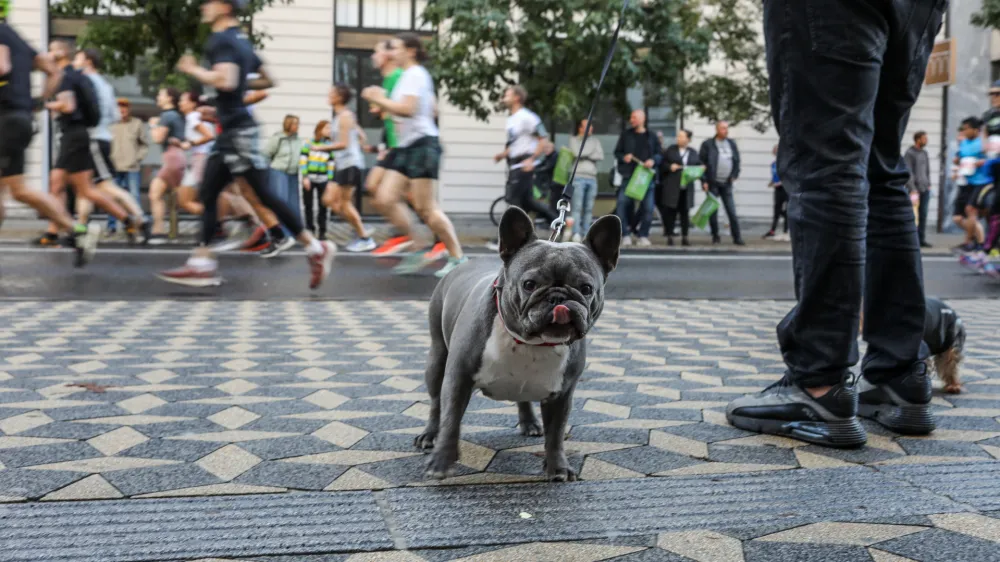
<box><xmin>471</xmin><ymin>318</ymin><xmax>569</xmax><ymax>402</ymax></box>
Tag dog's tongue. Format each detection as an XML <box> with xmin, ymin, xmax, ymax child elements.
<box><xmin>552</xmin><ymin>305</ymin><xmax>571</xmax><ymax>325</ymax></box>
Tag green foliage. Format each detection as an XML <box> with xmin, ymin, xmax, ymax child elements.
<box><xmin>422</xmin><ymin>0</ymin><xmax>770</xmax><ymax>132</ymax></box>
<box><xmin>51</xmin><ymin>0</ymin><xmax>292</xmax><ymax>94</ymax></box>
<box><xmin>973</xmin><ymin>0</ymin><xmax>1000</xmax><ymax>30</ymax></box>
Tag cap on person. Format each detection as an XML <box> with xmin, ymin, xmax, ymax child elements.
<box><xmin>990</xmin><ymin>80</ymin><xmax>1000</xmax><ymax>95</ymax></box>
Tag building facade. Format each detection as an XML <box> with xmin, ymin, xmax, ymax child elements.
<box><xmin>8</xmin><ymin>1</ymin><xmax>978</xmax><ymax>226</ymax></box>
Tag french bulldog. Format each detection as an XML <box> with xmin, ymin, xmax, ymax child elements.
<box><xmin>415</xmin><ymin>206</ymin><xmax>622</xmax><ymax>482</ymax></box>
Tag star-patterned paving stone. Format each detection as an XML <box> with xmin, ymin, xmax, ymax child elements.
<box><xmin>2</xmin><ymin>299</ymin><xmax>1000</xmax><ymax>560</ymax></box>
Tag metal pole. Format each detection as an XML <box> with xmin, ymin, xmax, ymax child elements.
<box><xmin>937</xmin><ymin>6</ymin><xmax>950</xmax><ymax>234</ymax></box>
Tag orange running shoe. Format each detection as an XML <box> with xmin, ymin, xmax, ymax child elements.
<box><xmin>240</xmin><ymin>226</ymin><xmax>269</xmax><ymax>252</ymax></box>
<box><xmin>423</xmin><ymin>242</ymin><xmax>448</xmax><ymax>261</ymax></box>
<box><xmin>372</xmin><ymin>235</ymin><xmax>413</xmax><ymax>256</ymax></box>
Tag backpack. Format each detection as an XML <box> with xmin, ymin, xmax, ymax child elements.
<box><xmin>72</xmin><ymin>71</ymin><xmax>101</xmax><ymax>128</ymax></box>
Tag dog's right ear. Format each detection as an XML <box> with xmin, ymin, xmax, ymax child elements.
<box><xmin>585</xmin><ymin>214</ymin><xmax>622</xmax><ymax>276</ymax></box>
<box><xmin>498</xmin><ymin>206</ymin><xmax>537</xmax><ymax>263</ymax></box>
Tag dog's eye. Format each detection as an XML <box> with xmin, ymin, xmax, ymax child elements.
<box><xmin>581</xmin><ymin>284</ymin><xmax>594</xmax><ymax>296</ymax></box>
<box><xmin>522</xmin><ymin>280</ymin><xmax>537</xmax><ymax>292</ymax></box>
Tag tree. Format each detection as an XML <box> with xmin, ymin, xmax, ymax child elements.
<box><xmin>422</xmin><ymin>0</ymin><xmax>771</xmax><ymax>134</ymax></box>
<box><xmin>973</xmin><ymin>0</ymin><xmax>1000</xmax><ymax>30</ymax></box>
<box><xmin>50</xmin><ymin>0</ymin><xmax>292</xmax><ymax>93</ymax></box>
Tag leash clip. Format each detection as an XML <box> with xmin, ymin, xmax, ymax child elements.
<box><xmin>549</xmin><ymin>198</ymin><xmax>572</xmax><ymax>242</ymax></box>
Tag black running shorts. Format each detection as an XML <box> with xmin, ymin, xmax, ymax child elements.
<box><xmin>333</xmin><ymin>166</ymin><xmax>361</xmax><ymax>189</ymax></box>
<box><xmin>0</xmin><ymin>111</ymin><xmax>33</xmax><ymax>178</ymax></box>
<box><xmin>55</xmin><ymin>127</ymin><xmax>95</xmax><ymax>174</ymax></box>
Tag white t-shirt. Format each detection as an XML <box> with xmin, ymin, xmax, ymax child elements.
<box><xmin>392</xmin><ymin>65</ymin><xmax>439</xmax><ymax>147</ymax></box>
<box><xmin>185</xmin><ymin>111</ymin><xmax>213</xmax><ymax>155</ymax></box>
<box><xmin>506</xmin><ymin>108</ymin><xmax>544</xmax><ymax>169</ymax></box>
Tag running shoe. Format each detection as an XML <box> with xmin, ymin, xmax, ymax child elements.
<box><xmin>346</xmin><ymin>237</ymin><xmax>377</xmax><ymax>253</ymax></box>
<box><xmin>241</xmin><ymin>226</ymin><xmax>269</xmax><ymax>252</ymax></box>
<box><xmin>73</xmin><ymin>224</ymin><xmax>100</xmax><ymax>268</ymax></box>
<box><xmin>984</xmin><ymin>261</ymin><xmax>1000</xmax><ymax>279</ymax></box>
<box><xmin>434</xmin><ymin>256</ymin><xmax>469</xmax><ymax>278</ymax></box>
<box><xmin>373</xmin><ymin>235</ymin><xmax>413</xmax><ymax>256</ymax></box>
<box><xmin>392</xmin><ymin>252</ymin><xmax>435</xmax><ymax>275</ymax></box>
<box><xmin>156</xmin><ymin>261</ymin><xmax>223</xmax><ymax>287</ymax></box>
<box><xmin>33</xmin><ymin>232</ymin><xmax>62</xmax><ymax>247</ymax></box>
<box><xmin>125</xmin><ymin>216</ymin><xmax>151</xmax><ymax>246</ymax></box>
<box><xmin>423</xmin><ymin>242</ymin><xmax>448</xmax><ymax>261</ymax></box>
<box><xmin>308</xmin><ymin>241</ymin><xmax>337</xmax><ymax>290</ymax></box>
<box><xmin>571</xmin><ymin>233</ymin><xmax>583</xmax><ymax>243</ymax></box>
<box><xmin>857</xmin><ymin>362</ymin><xmax>936</xmax><ymax>435</ymax></box>
<box><xmin>260</xmin><ymin>236</ymin><xmax>296</xmax><ymax>259</ymax></box>
<box><xmin>959</xmin><ymin>251</ymin><xmax>988</xmax><ymax>272</ymax></box>
<box><xmin>147</xmin><ymin>234</ymin><xmax>168</xmax><ymax>246</ymax></box>
<box><xmin>485</xmin><ymin>239</ymin><xmax>500</xmax><ymax>251</ymax></box>
<box><xmin>951</xmin><ymin>242</ymin><xmax>978</xmax><ymax>255</ymax></box>
<box><xmin>637</xmin><ymin>237</ymin><xmax>653</xmax><ymax>247</ymax></box>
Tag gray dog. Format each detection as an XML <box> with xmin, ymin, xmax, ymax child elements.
<box><xmin>416</xmin><ymin>206</ymin><xmax>621</xmax><ymax>482</ymax></box>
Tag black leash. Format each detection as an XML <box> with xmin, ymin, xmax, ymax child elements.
<box><xmin>549</xmin><ymin>0</ymin><xmax>630</xmax><ymax>242</ymax></box>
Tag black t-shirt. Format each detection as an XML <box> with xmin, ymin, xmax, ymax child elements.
<box><xmin>204</xmin><ymin>26</ymin><xmax>261</xmax><ymax>131</ymax></box>
<box><xmin>0</xmin><ymin>24</ymin><xmax>38</xmax><ymax>113</ymax></box>
<box><xmin>56</xmin><ymin>67</ymin><xmax>87</xmax><ymax>128</ymax></box>
<box><xmin>984</xmin><ymin>107</ymin><xmax>1000</xmax><ymax>137</ymax></box>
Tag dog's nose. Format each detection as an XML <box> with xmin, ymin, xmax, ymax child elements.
<box><xmin>548</xmin><ymin>294</ymin><xmax>566</xmax><ymax>305</ymax></box>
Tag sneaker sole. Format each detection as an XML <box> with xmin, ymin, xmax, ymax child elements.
<box><xmin>857</xmin><ymin>403</ymin><xmax>936</xmax><ymax>435</ymax></box>
<box><xmin>727</xmin><ymin>413</ymin><xmax>867</xmax><ymax>448</ymax></box>
<box><xmin>261</xmin><ymin>239</ymin><xmax>296</xmax><ymax>259</ymax></box>
<box><xmin>373</xmin><ymin>241</ymin><xmax>414</xmax><ymax>256</ymax></box>
<box><xmin>155</xmin><ymin>274</ymin><xmax>224</xmax><ymax>288</ymax></box>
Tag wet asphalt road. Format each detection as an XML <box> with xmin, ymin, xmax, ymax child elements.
<box><xmin>0</xmin><ymin>247</ymin><xmax>996</xmax><ymax>301</ymax></box>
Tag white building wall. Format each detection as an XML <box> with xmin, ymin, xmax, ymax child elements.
<box><xmin>251</xmin><ymin>0</ymin><xmax>334</xmax><ymax>140</ymax></box>
<box><xmin>10</xmin><ymin>0</ymin><xmax>47</xmax><ymax>196</ymax></box>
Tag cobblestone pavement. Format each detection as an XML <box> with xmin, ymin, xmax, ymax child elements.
<box><xmin>1</xmin><ymin>299</ymin><xmax>999</xmax><ymax>561</ymax></box>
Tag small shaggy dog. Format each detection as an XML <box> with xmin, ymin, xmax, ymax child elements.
<box><xmin>860</xmin><ymin>296</ymin><xmax>965</xmax><ymax>394</ymax></box>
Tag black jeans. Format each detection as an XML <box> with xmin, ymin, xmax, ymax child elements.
<box><xmin>707</xmin><ymin>180</ymin><xmax>742</xmax><ymax>241</ymax></box>
<box><xmin>303</xmin><ymin>180</ymin><xmax>329</xmax><ymax>237</ymax></box>
<box><xmin>661</xmin><ymin>205</ymin><xmax>689</xmax><ymax>238</ymax></box>
<box><xmin>765</xmin><ymin>0</ymin><xmax>945</xmax><ymax>387</ymax></box>
<box><xmin>507</xmin><ymin>168</ymin><xmax>556</xmax><ymax>224</ymax></box>
<box><xmin>917</xmin><ymin>190</ymin><xmax>930</xmax><ymax>244</ymax></box>
<box><xmin>770</xmin><ymin>186</ymin><xmax>789</xmax><ymax>233</ymax></box>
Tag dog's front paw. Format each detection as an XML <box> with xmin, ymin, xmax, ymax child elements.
<box><xmin>519</xmin><ymin>420</ymin><xmax>543</xmax><ymax>437</ymax></box>
<box><xmin>414</xmin><ymin>431</ymin><xmax>437</xmax><ymax>450</ymax></box>
<box><xmin>424</xmin><ymin>451</ymin><xmax>458</xmax><ymax>480</ymax></box>
<box><xmin>542</xmin><ymin>457</ymin><xmax>578</xmax><ymax>483</ymax></box>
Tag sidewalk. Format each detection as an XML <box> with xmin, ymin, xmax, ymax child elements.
<box><xmin>0</xmin><ymin>216</ymin><xmax>965</xmax><ymax>255</ymax></box>
<box><xmin>0</xmin><ymin>299</ymin><xmax>998</xmax><ymax>560</ymax></box>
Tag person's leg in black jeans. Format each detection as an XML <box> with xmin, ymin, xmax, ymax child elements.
<box><xmin>917</xmin><ymin>190</ymin><xmax>931</xmax><ymax>246</ymax></box>
<box><xmin>512</xmin><ymin>168</ymin><xmax>557</xmax><ymax>224</ymax></box>
<box><xmin>303</xmin><ymin>182</ymin><xmax>316</xmax><ymax>234</ymax></box>
<box><xmin>717</xmin><ymin>182</ymin><xmax>743</xmax><ymax>244</ymax></box>
<box><xmin>779</xmin><ymin>187</ymin><xmax>789</xmax><ymax>233</ymax></box>
<box><xmin>726</xmin><ymin>0</ymin><xmax>943</xmax><ymax>447</ymax></box>
<box><xmin>707</xmin><ymin>182</ymin><xmax>721</xmax><ymax>242</ymax></box>
<box><xmin>314</xmin><ymin>181</ymin><xmax>329</xmax><ymax>239</ymax></box>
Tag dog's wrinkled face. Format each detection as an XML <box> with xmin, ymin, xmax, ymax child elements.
<box><xmin>496</xmin><ymin>207</ymin><xmax>622</xmax><ymax>344</ymax></box>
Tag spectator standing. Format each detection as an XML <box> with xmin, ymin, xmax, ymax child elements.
<box><xmin>657</xmin><ymin>129</ymin><xmax>700</xmax><ymax>247</ymax></box>
<box><xmin>567</xmin><ymin>119</ymin><xmax>605</xmax><ymax>242</ymax></box>
<box><xmin>613</xmin><ymin>109</ymin><xmax>661</xmax><ymax>247</ymax></box>
<box><xmin>699</xmin><ymin>121</ymin><xmax>745</xmax><ymax>245</ymax></box>
<box><xmin>763</xmin><ymin>144</ymin><xmax>789</xmax><ymax>241</ymax></box>
<box><xmin>300</xmin><ymin>120</ymin><xmax>333</xmax><ymax>240</ymax></box>
<box><xmin>109</xmin><ymin>98</ymin><xmax>149</xmax><ymax>233</ymax></box>
<box><xmin>952</xmin><ymin>117</ymin><xmax>989</xmax><ymax>253</ymax></box>
<box><xmin>266</xmin><ymin>114</ymin><xmax>303</xmax><ymax>240</ymax></box>
<box><xmin>905</xmin><ymin>131</ymin><xmax>932</xmax><ymax>248</ymax></box>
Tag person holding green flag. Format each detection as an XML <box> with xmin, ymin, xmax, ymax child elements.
<box><xmin>657</xmin><ymin>129</ymin><xmax>702</xmax><ymax>246</ymax></box>
<box><xmin>613</xmin><ymin>109</ymin><xmax>661</xmax><ymax>247</ymax></box>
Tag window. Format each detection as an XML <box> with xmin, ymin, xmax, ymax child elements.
<box><xmin>334</xmin><ymin>49</ymin><xmax>385</xmax><ymax>131</ymax></box>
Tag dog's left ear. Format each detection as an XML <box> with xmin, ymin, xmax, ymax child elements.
<box><xmin>498</xmin><ymin>206</ymin><xmax>537</xmax><ymax>263</ymax></box>
<box><xmin>585</xmin><ymin>214</ymin><xmax>622</xmax><ymax>276</ymax></box>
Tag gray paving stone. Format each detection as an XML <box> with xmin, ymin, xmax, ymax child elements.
<box><xmin>344</xmin><ymin>415</ymin><xmax>425</xmax><ymax>433</ymax></box>
<box><xmin>138</xmin><ymin>419</ymin><xmax>226</xmax><ymax>439</ymax></box>
<box><xmin>660</xmin><ymin>422</ymin><xmax>755</xmax><ymax>443</ymax></box>
<box><xmin>250</xmin><ymin>555</ymin><xmax>349</xmax><ymax>562</ymax></box>
<box><xmin>0</xmin><ymin>441</ymin><xmax>103</xmax><ymax>468</ymax></box>
<box><xmin>461</xmin><ymin>430</ymin><xmax>542</xmax><ymax>451</ymax></box>
<box><xmin>236</xmin><ymin>461</ymin><xmax>348</xmax><ymax>490</ymax></box>
<box><xmin>241</xmin><ymin>417</ymin><xmax>328</xmax><ymax>434</ymax></box>
<box><xmin>364</xmin><ymin>454</ymin><xmax>477</xmax><ymax>485</ymax></box>
<box><xmin>743</xmin><ymin>542</ymin><xmax>873</xmax><ymax>562</ymax></box>
<box><xmin>605</xmin><ymin>548</ymin><xmax>693</xmax><ymax>562</ymax></box>
<box><xmin>873</xmin><ymin>528</ymin><xmax>1000</xmax><ymax>562</ymax></box>
<box><xmin>563</xmin><ymin>426</ymin><xmax>650</xmax><ymax>445</ymax></box>
<box><xmin>103</xmin><ymin>463</ymin><xmax>223</xmax><ymax>496</ymax></box>
<box><xmin>933</xmin><ymin>415</ymin><xmax>1000</xmax><ymax>431</ymax></box>
<box><xmin>241</xmin><ymin>435</ymin><xmax>340</xmax><ymax>461</ymax></box>
<box><xmin>413</xmin><ymin>545</ymin><xmax>514</xmax><ymax>562</ymax></box>
<box><xmin>47</xmin><ymin>404</ymin><xmax>127</xmax><ymax>422</ymax></box>
<box><xmin>246</xmin><ymin>386</ymin><xmax>319</xmax><ymax>399</ymax></box>
<box><xmin>565</xmin><ymin>410</ymin><xmax>621</xmax><ymax>426</ymax></box>
<box><xmin>18</xmin><ymin>422</ymin><xmax>119</xmax><ymax>440</ymax></box>
<box><xmin>0</xmin><ymin>491</ymin><xmax>393</xmax><ymax>561</ymax></box>
<box><xmin>242</xmin><ymin>401</ymin><xmax>326</xmax><ymax>417</ymax></box>
<box><xmin>798</xmin><ymin>444</ymin><xmax>904</xmax><ymax>464</ymax></box>
<box><xmin>154</xmin><ymin>388</ymin><xmax>230</xmax><ymax>402</ymax></box>
<box><xmin>594</xmin><ymin>446</ymin><xmax>702</xmax><ymax>474</ymax></box>
<box><xmin>708</xmin><ymin>444</ymin><xmax>799</xmax><ymax>466</ymax></box>
<box><xmin>628</xmin><ymin>408</ymin><xmax>705</xmax><ymax>422</ymax></box>
<box><xmin>121</xmin><ymin>438</ymin><xmax>224</xmax><ymax>462</ymax></box>
<box><xmin>897</xmin><ymin>437</ymin><xmax>994</xmax><ymax>458</ymax></box>
<box><xmin>876</xmin><ymin>461</ymin><xmax>1000</xmax><ymax>511</ymax></box>
<box><xmin>0</xmin><ymin>390</ymin><xmax>42</xmax><ymax>404</ymax></box>
<box><xmin>0</xmin><ymin>468</ymin><xmax>87</xmax><ymax>499</ymax></box>
<box><xmin>460</xmin><ymin>413</ymin><xmax>520</xmax><ymax>428</ymax></box>
<box><xmin>334</xmin><ymin>399</ymin><xmax>416</xmax><ymax>414</ymax></box>
<box><xmin>598</xmin><ymin>392</ymin><xmax>674</xmax><ymax>408</ymax></box>
<box><xmin>351</xmin><ymin>432</ymin><xmax>424</xmax><ymax>453</ymax></box>
<box><xmin>144</xmin><ymin>402</ymin><xmax>230</xmax><ymax>418</ymax></box>
<box><xmin>485</xmin><ymin>451</ymin><xmax>585</xmax><ymax>477</ymax></box>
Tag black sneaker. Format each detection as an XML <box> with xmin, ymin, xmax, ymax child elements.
<box><xmin>33</xmin><ymin>232</ymin><xmax>62</xmax><ymax>247</ymax></box>
<box><xmin>259</xmin><ymin>236</ymin><xmax>296</xmax><ymax>259</ymax></box>
<box><xmin>72</xmin><ymin>225</ymin><xmax>101</xmax><ymax>268</ymax></box>
<box><xmin>857</xmin><ymin>362</ymin><xmax>936</xmax><ymax>435</ymax></box>
<box><xmin>726</xmin><ymin>374</ymin><xmax>867</xmax><ymax>448</ymax></box>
